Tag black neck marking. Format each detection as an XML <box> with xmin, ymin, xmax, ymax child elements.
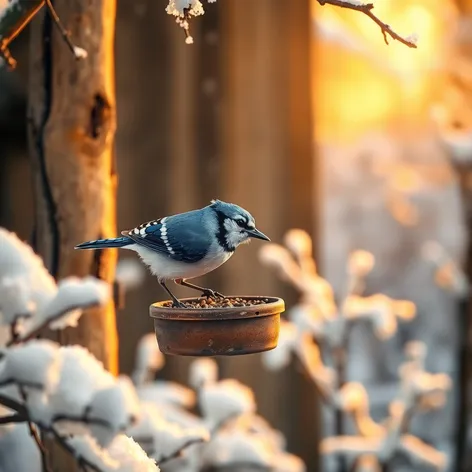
<box><xmin>212</xmin><ymin>208</ymin><xmax>235</xmax><ymax>253</ymax></box>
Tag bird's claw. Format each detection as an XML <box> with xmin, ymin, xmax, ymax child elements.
<box><xmin>201</xmin><ymin>289</ymin><xmax>225</xmax><ymax>299</ymax></box>
<box><xmin>172</xmin><ymin>300</ymin><xmax>187</xmax><ymax>308</ymax></box>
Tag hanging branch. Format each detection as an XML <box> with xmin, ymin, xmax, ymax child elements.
<box><xmin>316</xmin><ymin>0</ymin><xmax>418</xmax><ymax>48</ymax></box>
<box><xmin>0</xmin><ymin>0</ymin><xmax>45</xmax><ymax>68</ymax></box>
<box><xmin>0</xmin><ymin>0</ymin><xmax>87</xmax><ymax>69</ymax></box>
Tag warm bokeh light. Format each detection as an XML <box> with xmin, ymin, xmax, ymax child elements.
<box><xmin>312</xmin><ymin>0</ymin><xmax>458</xmax><ymax>142</ymax></box>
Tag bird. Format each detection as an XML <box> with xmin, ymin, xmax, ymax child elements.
<box><xmin>74</xmin><ymin>199</ymin><xmax>270</xmax><ymax>307</ymax></box>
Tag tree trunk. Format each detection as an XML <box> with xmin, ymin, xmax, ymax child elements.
<box><xmin>27</xmin><ymin>0</ymin><xmax>118</xmax><ymax>372</ymax></box>
<box><xmin>27</xmin><ymin>3</ymin><xmax>118</xmax><ymax>469</ymax></box>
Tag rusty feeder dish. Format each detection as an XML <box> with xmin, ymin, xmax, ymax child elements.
<box><xmin>150</xmin><ymin>296</ymin><xmax>284</xmax><ymax>356</ymax></box>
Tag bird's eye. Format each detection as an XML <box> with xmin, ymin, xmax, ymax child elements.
<box><xmin>235</xmin><ymin>219</ymin><xmax>246</xmax><ymax>228</ymax></box>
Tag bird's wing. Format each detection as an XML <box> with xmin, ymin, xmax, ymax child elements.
<box><xmin>122</xmin><ymin>211</ymin><xmax>209</xmax><ymax>263</ymax></box>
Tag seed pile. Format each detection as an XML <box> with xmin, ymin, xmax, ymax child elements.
<box><xmin>162</xmin><ymin>297</ymin><xmax>271</xmax><ymax>309</ymax></box>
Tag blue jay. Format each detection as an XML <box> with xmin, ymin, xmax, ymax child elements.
<box><xmin>75</xmin><ymin>200</ymin><xmax>270</xmax><ymax>307</ymax></box>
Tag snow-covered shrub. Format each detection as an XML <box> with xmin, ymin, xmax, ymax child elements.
<box><xmin>129</xmin><ymin>348</ymin><xmax>304</xmax><ymax>472</ymax></box>
<box><xmin>259</xmin><ymin>229</ymin><xmax>451</xmax><ymax>471</ymax></box>
<box><xmin>0</xmin><ymin>228</ymin><xmax>161</xmax><ymax>471</ymax></box>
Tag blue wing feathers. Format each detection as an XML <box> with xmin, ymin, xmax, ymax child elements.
<box><xmin>75</xmin><ymin>236</ymin><xmax>132</xmax><ymax>249</ymax></box>
<box><xmin>124</xmin><ymin>211</ymin><xmax>210</xmax><ymax>263</ymax></box>
<box><xmin>76</xmin><ymin>210</ymin><xmax>210</xmax><ymax>263</ymax></box>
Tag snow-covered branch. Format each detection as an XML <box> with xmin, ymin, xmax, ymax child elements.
<box><xmin>316</xmin><ymin>0</ymin><xmax>418</xmax><ymax>48</ymax></box>
<box><xmin>166</xmin><ymin>0</ymin><xmax>217</xmax><ymax>44</ymax></box>
<box><xmin>321</xmin><ymin>343</ymin><xmax>450</xmax><ymax>470</ymax></box>
<box><xmin>0</xmin><ymin>228</ymin><xmax>162</xmax><ymax>472</ymax></box>
<box><xmin>260</xmin><ymin>229</ymin><xmax>450</xmax><ymax>471</ymax></box>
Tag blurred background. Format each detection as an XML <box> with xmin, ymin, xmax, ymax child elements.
<box><xmin>1</xmin><ymin>0</ymin><xmax>472</xmax><ymax>470</ymax></box>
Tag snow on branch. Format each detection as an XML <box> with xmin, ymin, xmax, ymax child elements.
<box><xmin>166</xmin><ymin>0</ymin><xmax>216</xmax><ymax>44</ymax></box>
<box><xmin>66</xmin><ymin>434</ymin><xmax>159</xmax><ymax>472</ymax></box>
<box><xmin>128</xmin><ymin>402</ymin><xmax>209</xmax><ymax>464</ymax></box>
<box><xmin>131</xmin><ymin>333</ymin><xmax>164</xmax><ymax>387</ymax></box>
<box><xmin>164</xmin><ymin>0</ymin><xmax>417</xmax><ymax>50</ymax></box>
<box><xmin>188</xmin><ymin>358</ymin><xmax>304</xmax><ymax>472</ymax></box>
<box><xmin>0</xmin><ymin>229</ymin><xmax>161</xmax><ymax>472</ymax></box>
<box><xmin>0</xmin><ymin>228</ymin><xmax>110</xmax><ymax>344</ymax></box>
<box><xmin>316</xmin><ymin>0</ymin><xmax>418</xmax><ymax>48</ymax></box>
<box><xmin>200</xmin><ymin>379</ymin><xmax>256</xmax><ymax>431</ymax></box>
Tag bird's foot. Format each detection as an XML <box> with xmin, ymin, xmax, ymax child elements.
<box><xmin>172</xmin><ymin>300</ymin><xmax>187</xmax><ymax>308</ymax></box>
<box><xmin>201</xmin><ymin>289</ymin><xmax>225</xmax><ymax>299</ymax></box>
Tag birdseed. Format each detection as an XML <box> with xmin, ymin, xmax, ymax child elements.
<box><xmin>161</xmin><ymin>297</ymin><xmax>272</xmax><ymax>309</ymax></box>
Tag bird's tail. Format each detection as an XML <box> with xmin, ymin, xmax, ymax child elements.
<box><xmin>75</xmin><ymin>236</ymin><xmax>132</xmax><ymax>250</ymax></box>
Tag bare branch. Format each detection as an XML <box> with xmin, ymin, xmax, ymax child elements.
<box><xmin>0</xmin><ymin>393</ymin><xmax>27</xmax><ymax>415</ymax></box>
<box><xmin>53</xmin><ymin>412</ymin><xmax>113</xmax><ymax>430</ymax></box>
<box><xmin>44</xmin><ymin>0</ymin><xmax>87</xmax><ymax>60</ymax></box>
<box><xmin>317</xmin><ymin>0</ymin><xmax>418</xmax><ymax>48</ymax></box>
<box><xmin>0</xmin><ymin>0</ymin><xmax>45</xmax><ymax>68</ymax></box>
<box><xmin>28</xmin><ymin>421</ymin><xmax>53</xmax><ymax>472</ymax></box>
<box><xmin>0</xmin><ymin>413</ymin><xmax>27</xmax><ymax>424</ymax></box>
<box><xmin>157</xmin><ymin>438</ymin><xmax>206</xmax><ymax>466</ymax></box>
<box><xmin>0</xmin><ymin>0</ymin><xmax>87</xmax><ymax>69</ymax></box>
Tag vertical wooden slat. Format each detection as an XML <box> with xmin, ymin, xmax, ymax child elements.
<box><xmin>114</xmin><ymin>0</ymin><xmax>172</xmax><ymax>375</ymax></box>
<box><xmin>285</xmin><ymin>4</ymin><xmax>322</xmax><ymax>470</ymax></box>
<box><xmin>219</xmin><ymin>2</ymin><xmax>320</xmax><ymax>470</ymax></box>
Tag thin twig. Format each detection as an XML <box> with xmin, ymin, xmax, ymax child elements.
<box><xmin>29</xmin><ymin>421</ymin><xmax>53</xmax><ymax>472</ymax></box>
<box><xmin>18</xmin><ymin>387</ymin><xmax>53</xmax><ymax>472</ymax></box>
<box><xmin>9</xmin><ymin>320</ymin><xmax>19</xmax><ymax>343</ymax></box>
<box><xmin>48</xmin><ymin>427</ymin><xmax>104</xmax><ymax>472</ymax></box>
<box><xmin>0</xmin><ymin>393</ymin><xmax>27</xmax><ymax>415</ymax></box>
<box><xmin>0</xmin><ymin>0</ymin><xmax>45</xmax><ymax>69</ymax></box>
<box><xmin>0</xmin><ymin>413</ymin><xmax>27</xmax><ymax>424</ymax></box>
<box><xmin>8</xmin><ymin>302</ymin><xmax>99</xmax><ymax>346</ymax></box>
<box><xmin>317</xmin><ymin>0</ymin><xmax>418</xmax><ymax>48</ymax></box>
<box><xmin>157</xmin><ymin>438</ymin><xmax>207</xmax><ymax>466</ymax></box>
<box><xmin>53</xmin><ymin>413</ymin><xmax>112</xmax><ymax>429</ymax></box>
<box><xmin>333</xmin><ymin>346</ymin><xmax>348</xmax><ymax>472</ymax></box>
<box><xmin>44</xmin><ymin>0</ymin><xmax>77</xmax><ymax>56</ymax></box>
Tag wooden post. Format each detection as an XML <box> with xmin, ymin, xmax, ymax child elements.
<box><xmin>27</xmin><ymin>0</ymin><xmax>118</xmax><ymax>375</ymax></box>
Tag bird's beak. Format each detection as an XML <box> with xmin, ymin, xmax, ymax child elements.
<box><xmin>246</xmin><ymin>228</ymin><xmax>271</xmax><ymax>241</ymax></box>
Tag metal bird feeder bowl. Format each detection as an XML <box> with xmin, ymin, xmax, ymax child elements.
<box><xmin>150</xmin><ymin>296</ymin><xmax>284</xmax><ymax>356</ymax></box>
